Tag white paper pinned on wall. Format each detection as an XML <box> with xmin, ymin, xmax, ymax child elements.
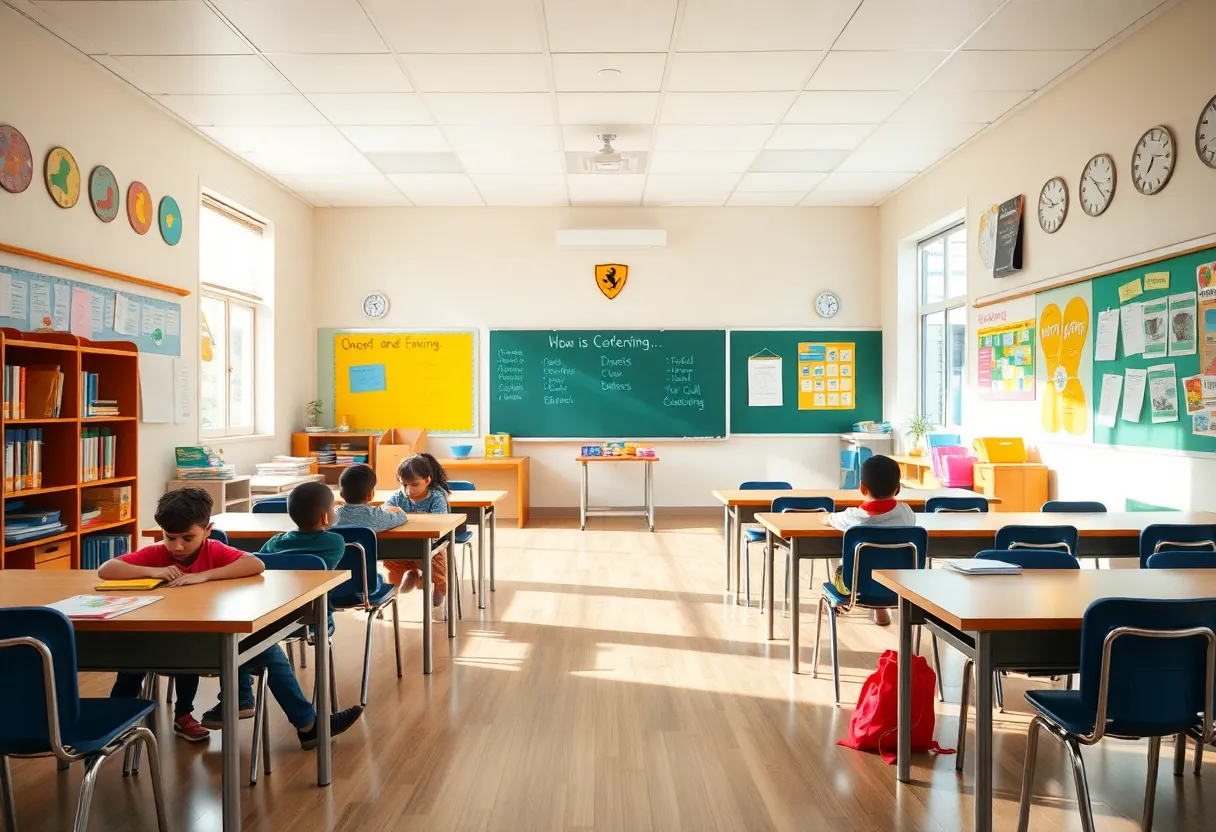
<box><xmin>1095</xmin><ymin>309</ymin><xmax>1119</xmax><ymax>361</ymax></box>
<box><xmin>1121</xmin><ymin>302</ymin><xmax>1145</xmax><ymax>357</ymax></box>
<box><xmin>0</xmin><ymin>272</ymin><xmax>12</xmax><ymax>319</ymax></box>
<box><xmin>30</xmin><ymin>280</ymin><xmax>51</xmax><ymax>329</ymax></box>
<box><xmin>173</xmin><ymin>359</ymin><xmax>194</xmax><ymax>424</ymax></box>
<box><xmin>138</xmin><ymin>354</ymin><xmax>173</xmax><ymax>423</ymax></box>
<box><xmin>1097</xmin><ymin>373</ymin><xmax>1123</xmax><ymax>427</ymax></box>
<box><xmin>747</xmin><ymin>354</ymin><xmax>783</xmax><ymax>407</ymax></box>
<box><xmin>10</xmin><ymin>278</ymin><xmax>27</xmax><ymax>323</ymax></box>
<box><xmin>52</xmin><ymin>284</ymin><xmax>70</xmax><ymax>332</ymax></box>
<box><xmin>113</xmin><ymin>294</ymin><xmax>140</xmax><ymax>336</ymax></box>
<box><xmin>1122</xmin><ymin>368</ymin><xmax>1147</xmax><ymax>423</ymax></box>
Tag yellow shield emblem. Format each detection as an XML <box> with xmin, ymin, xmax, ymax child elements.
<box><xmin>595</xmin><ymin>264</ymin><xmax>628</xmax><ymax>300</ymax></box>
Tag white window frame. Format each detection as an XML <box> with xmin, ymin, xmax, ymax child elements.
<box><xmin>200</xmin><ymin>289</ymin><xmax>257</xmax><ymax>439</ymax></box>
<box><xmin>917</xmin><ymin>223</ymin><xmax>967</xmax><ymax>430</ymax></box>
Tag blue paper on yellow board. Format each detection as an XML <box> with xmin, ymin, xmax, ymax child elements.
<box><xmin>349</xmin><ymin>364</ymin><xmax>387</xmax><ymax>393</ymax></box>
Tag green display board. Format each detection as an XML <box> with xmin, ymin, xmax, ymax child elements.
<box><xmin>729</xmin><ymin>329</ymin><xmax>884</xmax><ymax>434</ymax></box>
<box><xmin>1091</xmin><ymin>244</ymin><xmax>1216</xmax><ymax>454</ymax></box>
<box><xmin>489</xmin><ymin>329</ymin><xmax>726</xmax><ymax>438</ymax></box>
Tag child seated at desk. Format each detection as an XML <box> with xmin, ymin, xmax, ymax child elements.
<box><xmin>822</xmin><ymin>454</ymin><xmax>915</xmax><ymax>627</ymax></box>
<box><xmin>106</xmin><ymin>487</ymin><xmax>365</xmax><ymax>747</ymax></box>
<box><xmin>383</xmin><ymin>453</ymin><xmax>452</xmax><ymax>607</ymax></box>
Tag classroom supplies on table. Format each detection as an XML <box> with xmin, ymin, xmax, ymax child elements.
<box><xmin>853</xmin><ymin>421</ymin><xmax>892</xmax><ymax>433</ymax></box>
<box><xmin>579</xmin><ymin>444</ymin><xmax>602</xmax><ymax>456</ymax></box>
<box><xmin>95</xmin><ymin>578</ymin><xmax>164</xmax><ymax>591</ymax></box>
<box><xmin>942</xmin><ymin>559</ymin><xmax>1022</xmax><ymax>575</ymax></box>
<box><xmin>46</xmin><ymin>594</ymin><xmax>162</xmax><ymax>620</ymax></box>
<box><xmin>485</xmin><ymin>433</ymin><xmax>512</xmax><ymax>458</ymax></box>
<box><xmin>174</xmin><ymin>444</ymin><xmax>233</xmax><ymax>479</ymax></box>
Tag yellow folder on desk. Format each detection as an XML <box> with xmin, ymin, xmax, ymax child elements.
<box><xmin>94</xmin><ymin>578</ymin><xmax>166</xmax><ymax>591</ymax></box>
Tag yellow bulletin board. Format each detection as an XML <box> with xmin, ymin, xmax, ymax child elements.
<box><xmin>323</xmin><ymin>329</ymin><xmax>477</xmax><ymax>434</ymax></box>
<box><xmin>797</xmin><ymin>342</ymin><xmax>856</xmax><ymax>410</ymax></box>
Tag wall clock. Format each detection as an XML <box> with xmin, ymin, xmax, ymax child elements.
<box><xmin>1079</xmin><ymin>153</ymin><xmax>1115</xmax><ymax>217</ymax></box>
<box><xmin>1196</xmin><ymin>93</ymin><xmax>1216</xmax><ymax>169</ymax></box>
<box><xmin>362</xmin><ymin>291</ymin><xmax>389</xmax><ymax>319</ymax></box>
<box><xmin>815</xmin><ymin>291</ymin><xmax>839</xmax><ymax>319</ymax></box>
<box><xmin>1037</xmin><ymin>176</ymin><xmax>1067</xmax><ymax>234</ymax></box>
<box><xmin>1131</xmin><ymin>125</ymin><xmax>1175</xmax><ymax>195</ymax></box>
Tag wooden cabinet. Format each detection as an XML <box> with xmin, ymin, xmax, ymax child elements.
<box><xmin>290</xmin><ymin>431</ymin><xmax>386</xmax><ymax>486</ymax></box>
<box><xmin>973</xmin><ymin>463</ymin><xmax>1049</xmax><ymax>513</ymax></box>
<box><xmin>165</xmin><ymin>476</ymin><xmax>251</xmax><ymax>514</ymax></box>
<box><xmin>437</xmin><ymin>456</ymin><xmax>530</xmax><ymax>528</ymax></box>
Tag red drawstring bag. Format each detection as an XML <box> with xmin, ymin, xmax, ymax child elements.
<box><xmin>836</xmin><ymin>649</ymin><xmax>956</xmax><ymax>764</ymax></box>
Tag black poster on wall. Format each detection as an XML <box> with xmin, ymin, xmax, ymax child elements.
<box><xmin>993</xmin><ymin>194</ymin><xmax>1025</xmax><ymax>277</ymax></box>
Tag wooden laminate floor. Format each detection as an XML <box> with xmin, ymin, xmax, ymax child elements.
<box><xmin>7</xmin><ymin>517</ymin><xmax>1214</xmax><ymax>831</ymax></box>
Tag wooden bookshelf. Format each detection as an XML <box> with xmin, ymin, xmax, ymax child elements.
<box><xmin>0</xmin><ymin>330</ymin><xmax>139</xmax><ymax>570</ymax></box>
<box><xmin>290</xmin><ymin>430</ymin><xmax>384</xmax><ymax>485</ymax></box>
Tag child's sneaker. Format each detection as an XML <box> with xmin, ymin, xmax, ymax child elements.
<box><xmin>432</xmin><ymin>585</ymin><xmax>446</xmax><ymax>608</ymax></box>
<box><xmin>298</xmin><ymin>705</ymin><xmax>364</xmax><ymax>750</ymax></box>
<box><xmin>871</xmin><ymin>609</ymin><xmax>892</xmax><ymax>626</ymax></box>
<box><xmin>200</xmin><ymin>702</ymin><xmax>256</xmax><ymax>730</ymax></box>
<box><xmin>402</xmin><ymin>570</ymin><xmax>422</xmax><ymax>593</ymax></box>
<box><xmin>173</xmin><ymin>714</ymin><xmax>210</xmax><ymax>742</ymax></box>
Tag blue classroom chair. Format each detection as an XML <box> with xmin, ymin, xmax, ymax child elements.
<box><xmin>925</xmin><ymin>496</ymin><xmax>988</xmax><ymax>513</ymax></box>
<box><xmin>209</xmin><ymin>528</ymin><xmax>229</xmax><ymax>544</ymax></box>
<box><xmin>447</xmin><ymin>481</ymin><xmax>478</xmax><ymax>600</ymax></box>
<box><xmin>330</xmin><ymin>527</ymin><xmax>402</xmax><ymax>707</ymax></box>
<box><xmin>739</xmin><ymin>481</ymin><xmax>792</xmax><ymax>608</ymax></box>
<box><xmin>1139</xmin><ymin>524</ymin><xmax>1216</xmax><ymax>568</ymax></box>
<box><xmin>1016</xmin><ymin>598</ymin><xmax>1216</xmax><ymax>831</ymax></box>
<box><xmin>0</xmin><ymin>608</ymin><xmax>168</xmax><ymax>832</ymax></box>
<box><xmin>758</xmin><ymin>496</ymin><xmax>835</xmax><ymax>615</ymax></box>
<box><xmin>1042</xmin><ymin>500</ymin><xmax>1107</xmax><ymax>513</ymax></box>
<box><xmin>813</xmin><ymin>525</ymin><xmax>928</xmax><ymax>703</ymax></box>
<box><xmin>994</xmin><ymin>524</ymin><xmax>1079</xmax><ymax>556</ymax></box>
<box><xmin>1147</xmin><ymin>550</ymin><xmax>1216</xmax><ymax>569</ymax></box>
<box><xmin>252</xmin><ymin>497</ymin><xmax>289</xmax><ymax>514</ymax></box>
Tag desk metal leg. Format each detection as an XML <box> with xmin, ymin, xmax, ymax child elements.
<box><xmin>789</xmin><ymin>553</ymin><xmax>800</xmax><ymax>674</ymax></box>
<box><xmin>973</xmin><ymin>632</ymin><xmax>994</xmax><ymax>832</ymax></box>
<box><xmin>489</xmin><ymin>506</ymin><xmax>497</xmax><ymax>592</ymax></box>
<box><xmin>423</xmin><ymin>540</ymin><xmax>434</xmax><ymax>674</ymax></box>
<box><xmin>897</xmin><ymin>597</ymin><xmax>913</xmax><ymax>783</ymax></box>
<box><xmin>220</xmin><ymin>634</ymin><xmax>240</xmax><ymax>831</ymax></box>
<box><xmin>314</xmin><ymin>594</ymin><xmax>332</xmax><ymax>786</ymax></box>
<box><xmin>579</xmin><ymin>462</ymin><xmax>588</xmax><ymax>531</ymax></box>
<box><xmin>734</xmin><ymin>508</ymin><xmax>744</xmax><ymax>605</ymax></box>
<box><xmin>723</xmin><ymin>505</ymin><xmax>732</xmax><ymax>592</ymax></box>
<box><xmin>447</xmin><ymin>531</ymin><xmax>458</xmax><ymax>638</ymax></box>
<box><xmin>765</xmin><ymin>530</ymin><xmax>776</xmax><ymax>640</ymax></box>
<box><xmin>477</xmin><ymin>507</ymin><xmax>487</xmax><ymax>609</ymax></box>
<box><xmin>646</xmin><ymin>462</ymin><xmax>654</xmax><ymax>532</ymax></box>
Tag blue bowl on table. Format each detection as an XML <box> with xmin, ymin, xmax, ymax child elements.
<box><xmin>450</xmin><ymin>444</ymin><xmax>474</xmax><ymax>458</ymax></box>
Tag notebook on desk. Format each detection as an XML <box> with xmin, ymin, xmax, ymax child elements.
<box><xmin>95</xmin><ymin>578</ymin><xmax>166</xmax><ymax>591</ymax></box>
<box><xmin>942</xmin><ymin>560</ymin><xmax>1022</xmax><ymax>575</ymax></box>
<box><xmin>48</xmin><ymin>594</ymin><xmax>163</xmax><ymax>620</ymax></box>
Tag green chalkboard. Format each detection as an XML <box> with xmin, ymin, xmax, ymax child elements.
<box><xmin>1091</xmin><ymin>244</ymin><xmax>1216</xmax><ymax>454</ymax></box>
<box><xmin>729</xmin><ymin>329</ymin><xmax>884</xmax><ymax>434</ymax></box>
<box><xmin>489</xmin><ymin>329</ymin><xmax>726</xmax><ymax>438</ymax></box>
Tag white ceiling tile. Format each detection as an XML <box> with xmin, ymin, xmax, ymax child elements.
<box><xmin>860</xmin><ymin>121</ymin><xmax>985</xmax><ymax>151</ymax></box>
<box><xmin>784</xmin><ymin>91</ymin><xmax>905</xmax><ymax>123</ymax></box>
<box><xmin>98</xmin><ymin>55</ymin><xmax>291</xmax><ymax>95</ymax></box>
<box><xmin>339</xmin><ymin>126</ymin><xmax>450</xmax><ymax>153</ymax></box>
<box><xmin>279</xmin><ymin>172</ymin><xmax>398</xmax><ymax>193</ymax></box>
<box><xmin>653</xmin><ymin>125</ymin><xmax>773</xmax><ymax>151</ymax></box>
<box><xmin>366</xmin><ymin>152</ymin><xmax>466</xmax><ymax>174</ymax></box>
<box><xmin>545</xmin><ymin>0</ymin><xmax>679</xmax><ymax>52</ymax></box>
<box><xmin>563</xmin><ymin>125</ymin><xmax>651</xmax><ymax>151</ymax></box>
<box><xmin>649</xmin><ymin>151</ymin><xmax>757</xmax><ymax>174</ymax></box>
<box><xmin>801</xmin><ymin>188</ymin><xmax>888</xmax><ymax>206</ymax></box>
<box><xmin>726</xmin><ymin>191</ymin><xmax>809</xmax><ymax>206</ymax></box>
<box><xmin>967</xmin><ymin>0</ymin><xmax>1165</xmax><ymax>50</ymax></box>
<box><xmin>892</xmin><ymin>88</ymin><xmax>1030</xmax><ymax>123</ymax></box>
<box><xmin>32</xmin><ymin>1</ymin><xmax>252</xmax><ymax>55</ymax></box>
<box><xmin>643</xmin><ymin>173</ymin><xmax>740</xmax><ymax>205</ymax></box>
<box><xmin>551</xmin><ymin>53</ymin><xmax>667</xmax><ymax>92</ymax></box>
<box><xmin>322</xmin><ymin>192</ymin><xmax>414</xmax><ymax>207</ymax></box>
<box><xmin>386</xmin><ymin>173</ymin><xmax>486</xmax><ymax>205</ymax></box>
<box><xmin>929</xmin><ymin>50</ymin><xmax>1090</xmax><ymax>92</ymax></box>
<box><xmin>834</xmin><ymin>147</ymin><xmax>942</xmax><ymax>173</ymax></box>
<box><xmin>156</xmin><ymin>94</ymin><xmax>326</xmax><ymax>126</ymax></box>
<box><xmin>364</xmin><ymin>0</ymin><xmax>545</xmax><ymax>53</ymax></box>
<box><xmin>267</xmin><ymin>54</ymin><xmax>413</xmax><ymax>93</ymax></box>
<box><xmin>202</xmin><ymin>124</ymin><xmax>355</xmax><ymax>155</ymax></box>
<box><xmin>402</xmin><ymin>54</ymin><xmax>551</xmax><ymax>93</ymax></box>
<box><xmin>557</xmin><ymin>93</ymin><xmax>659</xmax><ymax>125</ymax></box>
<box><xmin>429</xmin><ymin>93</ymin><xmax>556</xmax><ymax>125</ymax></box>
<box><xmin>666</xmin><ymin>51</ymin><xmax>821</xmax><ymax>92</ymax></box>
<box><xmin>834</xmin><ymin>0</ymin><xmax>1006</xmax><ymax>50</ymax></box>
<box><xmin>567</xmin><ymin>175</ymin><xmax>646</xmax><ymax>206</ymax></box>
<box><xmin>814</xmin><ymin>171</ymin><xmax>914</xmax><ymax>191</ymax></box>
<box><xmin>8</xmin><ymin>0</ymin><xmax>106</xmax><ymax>54</ymax></box>
<box><xmin>736</xmin><ymin>172</ymin><xmax>825</xmax><ymax>191</ymax></box>
<box><xmin>445</xmin><ymin>125</ymin><xmax>564</xmax><ymax>152</ymax></box>
<box><xmin>660</xmin><ymin>92</ymin><xmax>793</xmax><ymax>125</ymax></box>
<box><xmin>243</xmin><ymin>147</ymin><xmax>379</xmax><ymax>175</ymax></box>
<box><xmin>765</xmin><ymin>124</ymin><xmax>875</xmax><ymax>150</ymax></box>
<box><xmin>458</xmin><ymin>151</ymin><xmax>565</xmax><ymax>174</ymax></box>
<box><xmin>678</xmin><ymin>0</ymin><xmax>861</xmax><ymax>52</ymax></box>
<box><xmin>749</xmin><ymin>149</ymin><xmax>847</xmax><ymax>172</ymax></box>
<box><xmin>471</xmin><ymin>174</ymin><xmax>569</xmax><ymax>206</ymax></box>
<box><xmin>806</xmin><ymin>51</ymin><xmax>949</xmax><ymax>91</ymax></box>
<box><xmin>307</xmin><ymin>93</ymin><xmax>432</xmax><ymax>125</ymax></box>
<box><xmin>209</xmin><ymin>0</ymin><xmax>388</xmax><ymax>53</ymax></box>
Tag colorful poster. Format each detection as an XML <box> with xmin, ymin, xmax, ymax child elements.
<box><xmin>797</xmin><ymin>342</ymin><xmax>855</xmax><ymax>410</ymax></box>
<box><xmin>1203</xmin><ymin>303</ymin><xmax>1216</xmax><ymax>376</ymax></box>
<box><xmin>1194</xmin><ymin>410</ymin><xmax>1216</xmax><ymax>438</ymax></box>
<box><xmin>977</xmin><ymin>317</ymin><xmax>1035</xmax><ymax>400</ymax></box>
<box><xmin>1184</xmin><ymin>374</ymin><xmax>1205</xmax><ymax>414</ymax></box>
<box><xmin>1142</xmin><ymin>298</ymin><xmax>1169</xmax><ymax>357</ymax></box>
<box><xmin>1147</xmin><ymin>363</ymin><xmax>1179</xmax><ymax>424</ymax></box>
<box><xmin>1168</xmin><ymin>292</ymin><xmax>1198</xmax><ymax>356</ymax></box>
<box><xmin>1198</xmin><ymin>261</ymin><xmax>1216</xmax><ymax>304</ymax></box>
<box><xmin>1036</xmin><ymin>282</ymin><xmax>1093</xmax><ymax>441</ymax></box>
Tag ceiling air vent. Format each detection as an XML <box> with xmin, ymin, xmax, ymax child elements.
<box><xmin>565</xmin><ymin>134</ymin><xmax>648</xmax><ymax>175</ymax></box>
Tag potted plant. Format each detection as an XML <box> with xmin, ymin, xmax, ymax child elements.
<box><xmin>304</xmin><ymin>399</ymin><xmax>324</xmax><ymax>431</ymax></box>
<box><xmin>905</xmin><ymin>414</ymin><xmax>931</xmax><ymax>456</ymax></box>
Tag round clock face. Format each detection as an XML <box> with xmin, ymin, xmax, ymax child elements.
<box><xmin>362</xmin><ymin>292</ymin><xmax>389</xmax><ymax>319</ymax></box>
<box><xmin>1131</xmin><ymin>125</ymin><xmax>1175</xmax><ymax>195</ymax></box>
<box><xmin>977</xmin><ymin>204</ymin><xmax>999</xmax><ymax>269</ymax></box>
<box><xmin>1079</xmin><ymin>153</ymin><xmax>1116</xmax><ymax>217</ymax></box>
<box><xmin>1196</xmin><ymin>94</ymin><xmax>1216</xmax><ymax>169</ymax></box>
<box><xmin>815</xmin><ymin>291</ymin><xmax>839</xmax><ymax>319</ymax></box>
<box><xmin>1038</xmin><ymin>176</ymin><xmax>1068</xmax><ymax>234</ymax></box>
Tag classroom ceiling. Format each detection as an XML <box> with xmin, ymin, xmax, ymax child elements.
<box><xmin>6</xmin><ymin>0</ymin><xmax>1172</xmax><ymax>208</ymax></box>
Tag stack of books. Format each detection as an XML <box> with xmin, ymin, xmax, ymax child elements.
<box><xmin>81</xmin><ymin>533</ymin><xmax>131</xmax><ymax>569</ymax></box>
<box><xmin>4</xmin><ymin>428</ymin><xmax>43</xmax><ymax>492</ymax></box>
<box><xmin>175</xmin><ymin>464</ymin><xmax>236</xmax><ymax>480</ymax></box>
<box><xmin>4</xmin><ymin>505</ymin><xmax>67</xmax><ymax>545</ymax></box>
<box><xmin>4</xmin><ymin>365</ymin><xmax>65</xmax><ymax>419</ymax></box>
<box><xmin>175</xmin><ymin>446</ymin><xmax>235</xmax><ymax>480</ymax></box>
<box><xmin>81</xmin><ymin>503</ymin><xmax>102</xmax><ymax>529</ymax></box>
<box><xmin>255</xmin><ymin>456</ymin><xmax>314</xmax><ymax>476</ymax></box>
<box><xmin>81</xmin><ymin>427</ymin><xmax>117</xmax><ymax>482</ymax></box>
<box><xmin>311</xmin><ymin>449</ymin><xmax>337</xmax><ymax>465</ymax></box>
<box><xmin>80</xmin><ymin>372</ymin><xmax>120</xmax><ymax>417</ymax></box>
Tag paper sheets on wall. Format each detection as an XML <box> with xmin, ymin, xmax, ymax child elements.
<box><xmin>173</xmin><ymin>359</ymin><xmax>194</xmax><ymax>424</ymax></box>
<box><xmin>1097</xmin><ymin>374</ymin><xmax>1122</xmax><ymax>428</ymax></box>
<box><xmin>1168</xmin><ymin>292</ymin><xmax>1197</xmax><ymax>356</ymax></box>
<box><xmin>1123</xmin><ymin>368</ymin><xmax>1147</xmax><ymax>423</ymax></box>
<box><xmin>1142</xmin><ymin>299</ymin><xmax>1168</xmax><ymax>357</ymax></box>
<box><xmin>747</xmin><ymin>355</ymin><xmax>783</xmax><ymax>407</ymax></box>
<box><xmin>1147</xmin><ymin>364</ymin><xmax>1179</xmax><ymax>423</ymax></box>
<box><xmin>138</xmin><ymin>354</ymin><xmax>173</xmax><ymax>423</ymax></box>
<box><xmin>1095</xmin><ymin>309</ymin><xmax>1119</xmax><ymax>361</ymax></box>
<box><xmin>1121</xmin><ymin>302</ymin><xmax>1145</xmax><ymax>357</ymax></box>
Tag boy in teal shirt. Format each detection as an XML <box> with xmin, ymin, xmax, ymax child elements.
<box><xmin>259</xmin><ymin>481</ymin><xmax>345</xmax><ymax>567</ymax></box>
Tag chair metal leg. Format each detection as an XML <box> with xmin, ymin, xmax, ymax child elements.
<box><xmin>1174</xmin><ymin>733</ymin><xmax>1188</xmax><ymax>777</ymax></box>
<box><xmin>956</xmin><ymin>658</ymin><xmax>973</xmax><ymax>772</ymax></box>
<box><xmin>72</xmin><ymin>755</ymin><xmax>104</xmax><ymax>832</ymax></box>
<box><xmin>931</xmin><ymin>635</ymin><xmax>944</xmax><ymax>702</ymax></box>
<box><xmin>329</xmin><ymin>644</ymin><xmax>339</xmax><ymax>713</ymax></box>
<box><xmin>464</xmin><ymin>541</ymin><xmax>475</xmax><ymax>596</ymax></box>
<box><xmin>811</xmin><ymin>596</ymin><xmax>826</xmax><ymax>678</ymax></box>
<box><xmin>261</xmin><ymin>686</ymin><xmax>273</xmax><ymax>777</ymax></box>
<box><xmin>744</xmin><ymin>540</ymin><xmax>752</xmax><ymax>609</ymax></box>
<box><xmin>827</xmin><ymin>606</ymin><xmax>841</xmax><ymax>705</ymax></box>
<box><xmin>1143</xmin><ymin>736</ymin><xmax>1162</xmax><ymax>831</ymax></box>
<box><xmin>361</xmin><ymin>610</ymin><xmax>376</xmax><ymax>708</ymax></box>
<box><xmin>1066</xmin><ymin>674</ymin><xmax>1074</xmax><ymax>691</ymax></box>
<box><xmin>994</xmin><ymin>671</ymin><xmax>1005</xmax><ymax>711</ymax></box>
<box><xmin>57</xmin><ymin>758</ymin><xmax>68</xmax><ymax>772</ymax></box>
<box><xmin>123</xmin><ymin>673</ymin><xmax>153</xmax><ymax>776</ymax></box>
<box><xmin>392</xmin><ymin>597</ymin><xmax>403</xmax><ymax>679</ymax></box>
<box><xmin>287</xmin><ymin>641</ymin><xmax>296</xmax><ymax>671</ymax></box>
<box><xmin>454</xmin><ymin>558</ymin><xmax>463</xmax><ymax>620</ymax></box>
<box><xmin>1016</xmin><ymin>716</ymin><xmax>1045</xmax><ymax>832</ymax></box>
<box><xmin>759</xmin><ymin>545</ymin><xmax>767</xmax><ymax>616</ymax></box>
<box><xmin>164</xmin><ymin>676</ymin><xmax>174</xmax><ymax>704</ymax></box>
<box><xmin>2</xmin><ymin>755</ymin><xmax>17</xmax><ymax>832</ymax></box>
<box><xmin>250</xmin><ymin>668</ymin><xmax>268</xmax><ymax>785</ymax></box>
<box><xmin>132</xmin><ymin>727</ymin><xmax>169</xmax><ymax>832</ymax></box>
<box><xmin>1064</xmin><ymin>735</ymin><xmax>1097</xmax><ymax>832</ymax></box>
<box><xmin>299</xmin><ymin>639</ymin><xmax>307</xmax><ymax>668</ymax></box>
<box><xmin>914</xmin><ymin>625</ymin><xmax>922</xmax><ymax>655</ymax></box>
<box><xmin>1195</xmin><ymin>736</ymin><xmax>1205</xmax><ymax>775</ymax></box>
<box><xmin>782</xmin><ymin>552</ymin><xmax>790</xmax><ymax>615</ymax></box>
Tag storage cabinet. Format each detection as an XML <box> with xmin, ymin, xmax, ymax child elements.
<box><xmin>165</xmin><ymin>476</ymin><xmax>251</xmax><ymax>514</ymax></box>
<box><xmin>973</xmin><ymin>463</ymin><xmax>1049</xmax><ymax>513</ymax></box>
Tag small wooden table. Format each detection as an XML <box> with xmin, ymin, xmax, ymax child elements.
<box><xmin>891</xmin><ymin>454</ymin><xmax>937</xmax><ymax>488</ymax></box>
<box><xmin>143</xmin><ymin>512</ymin><xmax>466</xmax><ymax>675</ymax></box>
<box><xmin>0</xmin><ymin>569</ymin><xmax>346</xmax><ymax>832</ymax></box>
<box><xmin>578</xmin><ymin>455</ymin><xmax>658</xmax><ymax>532</ymax></box>
<box><xmin>872</xmin><ymin>568</ymin><xmax>1216</xmax><ymax>832</ymax></box>
<box><xmin>438</xmin><ymin>456</ymin><xmax>530</xmax><ymax>528</ymax></box>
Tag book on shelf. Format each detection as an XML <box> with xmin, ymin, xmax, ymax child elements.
<box><xmin>80</xmin><ymin>427</ymin><xmax>117</xmax><ymax>483</ymax></box>
<box><xmin>81</xmin><ymin>503</ymin><xmax>103</xmax><ymax>529</ymax></box>
<box><xmin>4</xmin><ymin>428</ymin><xmax>43</xmax><ymax>492</ymax></box>
<box><xmin>5</xmin><ymin>522</ymin><xmax>68</xmax><ymax>544</ymax></box>
<box><xmin>81</xmin><ymin>533</ymin><xmax>131</xmax><ymax>569</ymax></box>
<box><xmin>80</xmin><ymin>371</ymin><xmax>120</xmax><ymax>417</ymax></box>
<box><xmin>47</xmin><ymin>594</ymin><xmax>161</xmax><ymax>620</ymax></box>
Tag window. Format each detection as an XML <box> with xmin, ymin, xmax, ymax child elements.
<box><xmin>199</xmin><ymin>195</ymin><xmax>268</xmax><ymax>437</ymax></box>
<box><xmin>918</xmin><ymin>224</ymin><xmax>967</xmax><ymax>428</ymax></box>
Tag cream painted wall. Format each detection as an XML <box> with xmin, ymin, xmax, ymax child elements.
<box><xmin>879</xmin><ymin>0</ymin><xmax>1216</xmax><ymax>511</ymax></box>
<box><xmin>313</xmin><ymin>207</ymin><xmax>879</xmax><ymax>508</ymax></box>
<box><xmin>0</xmin><ymin>8</ymin><xmax>314</xmax><ymax>529</ymax></box>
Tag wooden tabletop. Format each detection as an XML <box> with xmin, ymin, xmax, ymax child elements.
<box><xmin>333</xmin><ymin>489</ymin><xmax>507</xmax><ymax>508</ymax></box>
<box><xmin>755</xmin><ymin>510</ymin><xmax>1216</xmax><ymax>538</ymax></box>
<box><xmin>142</xmin><ymin>512</ymin><xmax>467</xmax><ymax>541</ymax></box>
<box><xmin>890</xmin><ymin>455</ymin><xmax>933</xmax><ymax>467</ymax></box>
<box><xmin>873</xmin><ymin>568</ymin><xmax>1216</xmax><ymax>631</ymax></box>
<box><xmin>0</xmin><ymin>570</ymin><xmax>347</xmax><ymax>634</ymax></box>
<box><xmin>439</xmin><ymin>457</ymin><xmax>526</xmax><ymax>467</ymax></box>
<box><xmin>712</xmin><ymin>487</ymin><xmax>998</xmax><ymax>508</ymax></box>
<box><xmin>577</xmin><ymin>455</ymin><xmax>659</xmax><ymax>463</ymax></box>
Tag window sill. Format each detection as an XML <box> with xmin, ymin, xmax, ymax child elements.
<box><xmin>200</xmin><ymin>433</ymin><xmax>278</xmax><ymax>445</ymax></box>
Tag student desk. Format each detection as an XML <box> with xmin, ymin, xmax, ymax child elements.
<box><xmin>338</xmin><ymin>489</ymin><xmax>506</xmax><ymax>608</ymax></box>
<box><xmin>143</xmin><ymin>512</ymin><xmax>466</xmax><ymax>675</ymax></box>
<box><xmin>578</xmin><ymin>455</ymin><xmax>658</xmax><ymax>532</ymax></box>
<box><xmin>752</xmin><ymin>510</ymin><xmax>1216</xmax><ymax>671</ymax></box>
<box><xmin>0</xmin><ymin>569</ymin><xmax>345</xmax><ymax>832</ymax></box>
<box><xmin>873</xmin><ymin>568</ymin><xmax>1216</xmax><ymax>832</ymax></box>
<box><xmin>713</xmin><ymin>488</ymin><xmax>1000</xmax><ymax>604</ymax></box>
